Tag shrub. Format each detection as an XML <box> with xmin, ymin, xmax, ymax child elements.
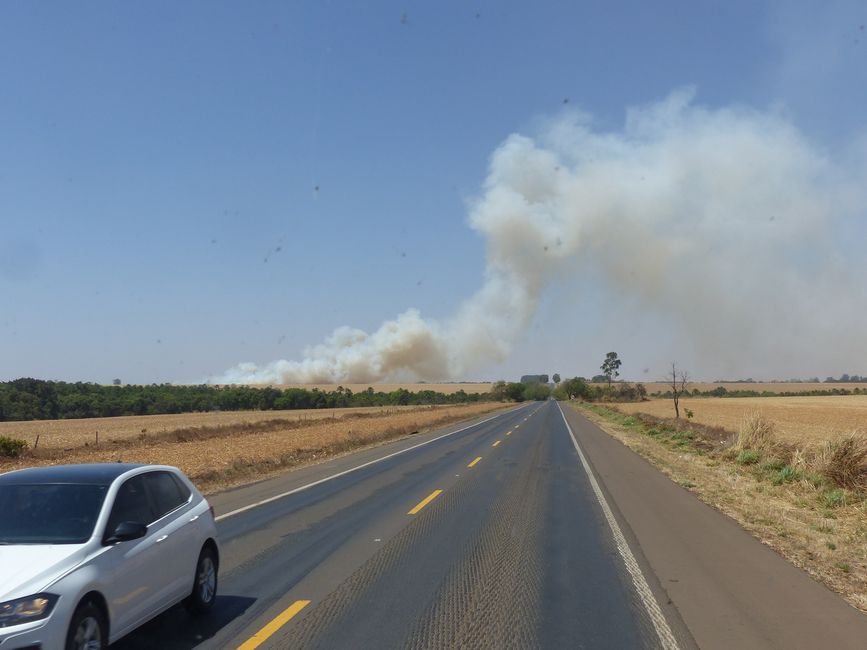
<box><xmin>736</xmin><ymin>449</ymin><xmax>760</xmax><ymax>465</ymax></box>
<box><xmin>0</xmin><ymin>436</ymin><xmax>28</xmax><ymax>458</ymax></box>
<box><xmin>819</xmin><ymin>433</ymin><xmax>867</xmax><ymax>490</ymax></box>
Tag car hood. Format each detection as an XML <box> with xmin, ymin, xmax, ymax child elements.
<box><xmin>0</xmin><ymin>544</ymin><xmax>88</xmax><ymax>601</ymax></box>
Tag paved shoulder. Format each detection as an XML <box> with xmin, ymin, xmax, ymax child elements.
<box><xmin>561</xmin><ymin>404</ymin><xmax>867</xmax><ymax>650</ymax></box>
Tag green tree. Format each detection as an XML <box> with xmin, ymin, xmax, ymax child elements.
<box><xmin>552</xmin><ymin>373</ymin><xmax>561</xmax><ymax>384</ymax></box>
<box><xmin>505</xmin><ymin>382</ymin><xmax>526</xmax><ymax>402</ymax></box>
<box><xmin>601</xmin><ymin>352</ymin><xmax>621</xmax><ymax>388</ymax></box>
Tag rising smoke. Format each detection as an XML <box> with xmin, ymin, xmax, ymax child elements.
<box><xmin>215</xmin><ymin>89</ymin><xmax>866</xmax><ymax>384</ymax></box>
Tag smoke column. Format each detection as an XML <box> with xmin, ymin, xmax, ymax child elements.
<box><xmin>215</xmin><ymin>89</ymin><xmax>866</xmax><ymax>384</ymax></box>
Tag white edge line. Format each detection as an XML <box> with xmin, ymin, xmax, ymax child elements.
<box><xmin>557</xmin><ymin>402</ymin><xmax>680</xmax><ymax>650</ymax></box>
<box><xmin>215</xmin><ymin>405</ymin><xmax>528</xmax><ymax>522</ymax></box>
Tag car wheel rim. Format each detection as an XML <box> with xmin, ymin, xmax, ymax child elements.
<box><xmin>74</xmin><ymin>615</ymin><xmax>102</xmax><ymax>650</ymax></box>
<box><xmin>198</xmin><ymin>555</ymin><xmax>216</xmax><ymax>603</ymax></box>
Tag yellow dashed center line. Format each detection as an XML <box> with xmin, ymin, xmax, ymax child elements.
<box><xmin>506</xmin><ymin>430</ymin><xmax>512</xmax><ymax>436</ymax></box>
<box><xmin>408</xmin><ymin>489</ymin><xmax>443</xmax><ymax>515</ymax></box>
<box><xmin>468</xmin><ymin>456</ymin><xmax>482</xmax><ymax>468</ymax></box>
<box><xmin>492</xmin><ymin>440</ymin><xmax>501</xmax><ymax>447</ymax></box>
<box><xmin>237</xmin><ymin>599</ymin><xmax>311</xmax><ymax>650</ymax></box>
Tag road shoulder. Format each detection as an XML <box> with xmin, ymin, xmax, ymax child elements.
<box><xmin>561</xmin><ymin>403</ymin><xmax>867</xmax><ymax>650</ymax></box>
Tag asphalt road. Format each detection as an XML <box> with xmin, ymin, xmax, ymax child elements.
<box><xmin>113</xmin><ymin>400</ymin><xmax>867</xmax><ymax>649</ymax></box>
<box><xmin>113</xmin><ymin>402</ymin><xmax>673</xmax><ymax>649</ymax></box>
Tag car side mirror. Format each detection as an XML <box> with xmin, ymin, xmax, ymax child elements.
<box><xmin>104</xmin><ymin>521</ymin><xmax>147</xmax><ymax>545</ymax></box>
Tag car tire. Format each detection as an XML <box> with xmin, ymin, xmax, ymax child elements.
<box><xmin>185</xmin><ymin>545</ymin><xmax>218</xmax><ymax>615</ymax></box>
<box><xmin>65</xmin><ymin>600</ymin><xmax>107</xmax><ymax>650</ymax></box>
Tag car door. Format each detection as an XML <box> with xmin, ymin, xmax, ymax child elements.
<box><xmin>140</xmin><ymin>471</ymin><xmax>200</xmax><ymax>601</ymax></box>
<box><xmin>95</xmin><ymin>474</ymin><xmax>170</xmax><ymax>639</ymax></box>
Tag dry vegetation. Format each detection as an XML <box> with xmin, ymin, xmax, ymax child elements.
<box><xmin>571</xmin><ymin>400</ymin><xmax>867</xmax><ymax>613</ymax></box>
<box><xmin>617</xmin><ymin>395</ymin><xmax>867</xmax><ymax>445</ymax></box>
<box><xmin>0</xmin><ymin>405</ymin><xmax>459</xmax><ymax>450</ymax></box>
<box><xmin>641</xmin><ymin>381</ymin><xmax>864</xmax><ymax>394</ymax></box>
<box><xmin>0</xmin><ymin>402</ymin><xmax>511</xmax><ymax>492</ymax></box>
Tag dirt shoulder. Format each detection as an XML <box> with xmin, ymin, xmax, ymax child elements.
<box><xmin>0</xmin><ymin>402</ymin><xmax>513</xmax><ymax>493</ymax></box>
<box><xmin>568</xmin><ymin>401</ymin><xmax>867</xmax><ymax>615</ymax></box>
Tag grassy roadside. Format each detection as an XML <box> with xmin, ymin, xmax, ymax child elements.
<box><xmin>567</xmin><ymin>401</ymin><xmax>867</xmax><ymax>613</ymax></box>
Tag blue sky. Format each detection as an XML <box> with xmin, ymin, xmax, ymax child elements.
<box><xmin>1</xmin><ymin>1</ymin><xmax>865</xmax><ymax>383</ymax></box>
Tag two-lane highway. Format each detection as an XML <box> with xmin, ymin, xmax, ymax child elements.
<box><xmin>115</xmin><ymin>401</ymin><xmax>681</xmax><ymax>649</ymax></box>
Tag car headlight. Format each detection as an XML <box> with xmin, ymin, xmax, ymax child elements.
<box><xmin>0</xmin><ymin>593</ymin><xmax>59</xmax><ymax>628</ymax></box>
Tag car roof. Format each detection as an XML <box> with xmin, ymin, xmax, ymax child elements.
<box><xmin>0</xmin><ymin>463</ymin><xmax>145</xmax><ymax>485</ymax></box>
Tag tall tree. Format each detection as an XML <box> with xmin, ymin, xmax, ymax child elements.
<box><xmin>600</xmin><ymin>352</ymin><xmax>622</xmax><ymax>388</ymax></box>
<box><xmin>552</xmin><ymin>373</ymin><xmax>561</xmax><ymax>384</ymax></box>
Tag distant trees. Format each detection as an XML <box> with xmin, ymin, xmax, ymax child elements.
<box><xmin>552</xmin><ymin>373</ymin><xmax>561</xmax><ymax>384</ymax></box>
<box><xmin>0</xmin><ymin>378</ymin><xmax>497</xmax><ymax>422</ymax></box>
<box><xmin>520</xmin><ymin>374</ymin><xmax>549</xmax><ymax>384</ymax></box>
<box><xmin>600</xmin><ymin>352</ymin><xmax>621</xmax><ymax>387</ymax></box>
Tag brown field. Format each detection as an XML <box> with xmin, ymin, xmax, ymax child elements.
<box><xmin>0</xmin><ymin>405</ymin><xmax>459</xmax><ymax>450</ymax></box>
<box><xmin>268</xmin><ymin>382</ymin><xmax>494</xmax><ymax>394</ymax></box>
<box><xmin>640</xmin><ymin>381</ymin><xmax>865</xmax><ymax>395</ymax></box>
<box><xmin>617</xmin><ymin>395</ymin><xmax>867</xmax><ymax>445</ymax></box>
<box><xmin>0</xmin><ymin>402</ymin><xmax>512</xmax><ymax>492</ymax></box>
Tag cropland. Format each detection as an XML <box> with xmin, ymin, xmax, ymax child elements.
<box><xmin>617</xmin><ymin>395</ymin><xmax>867</xmax><ymax>444</ymax></box>
<box><xmin>0</xmin><ymin>402</ymin><xmax>512</xmax><ymax>492</ymax></box>
<box><xmin>641</xmin><ymin>381</ymin><xmax>866</xmax><ymax>395</ymax></box>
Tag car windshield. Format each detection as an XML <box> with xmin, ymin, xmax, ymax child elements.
<box><xmin>0</xmin><ymin>483</ymin><xmax>108</xmax><ymax>544</ymax></box>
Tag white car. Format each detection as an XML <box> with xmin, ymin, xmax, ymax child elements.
<box><xmin>0</xmin><ymin>463</ymin><xmax>220</xmax><ymax>650</ymax></box>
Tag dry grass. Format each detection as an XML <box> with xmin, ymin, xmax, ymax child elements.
<box><xmin>819</xmin><ymin>434</ymin><xmax>867</xmax><ymax>491</ymax></box>
<box><xmin>641</xmin><ymin>382</ymin><xmax>865</xmax><ymax>394</ymax></box>
<box><xmin>0</xmin><ymin>405</ymin><xmax>459</xmax><ymax>450</ymax></box>
<box><xmin>573</xmin><ymin>402</ymin><xmax>867</xmax><ymax>613</ymax></box>
<box><xmin>0</xmin><ymin>402</ymin><xmax>511</xmax><ymax>492</ymax></box>
<box><xmin>617</xmin><ymin>395</ymin><xmax>867</xmax><ymax>445</ymax></box>
<box><xmin>735</xmin><ymin>412</ymin><xmax>778</xmax><ymax>452</ymax></box>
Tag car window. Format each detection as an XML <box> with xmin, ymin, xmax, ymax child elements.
<box><xmin>170</xmin><ymin>473</ymin><xmax>193</xmax><ymax>503</ymax></box>
<box><xmin>106</xmin><ymin>475</ymin><xmax>155</xmax><ymax>533</ymax></box>
<box><xmin>0</xmin><ymin>483</ymin><xmax>108</xmax><ymax>544</ymax></box>
<box><xmin>144</xmin><ymin>471</ymin><xmax>188</xmax><ymax>519</ymax></box>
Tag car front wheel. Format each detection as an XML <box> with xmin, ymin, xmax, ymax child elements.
<box><xmin>185</xmin><ymin>545</ymin><xmax>218</xmax><ymax>615</ymax></box>
<box><xmin>66</xmin><ymin>600</ymin><xmax>107</xmax><ymax>650</ymax></box>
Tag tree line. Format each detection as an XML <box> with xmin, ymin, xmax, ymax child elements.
<box><xmin>0</xmin><ymin>378</ymin><xmax>497</xmax><ymax>422</ymax></box>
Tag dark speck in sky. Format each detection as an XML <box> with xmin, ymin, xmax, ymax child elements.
<box><xmin>563</xmin><ymin>98</ymin><xmax>569</xmax><ymax>104</ymax></box>
<box><xmin>400</xmin><ymin>12</ymin><xmax>408</xmax><ymax>25</ymax></box>
<box><xmin>211</xmin><ymin>239</ymin><xmax>217</xmax><ymax>244</ymax></box>
<box><xmin>275</xmin><ymin>246</ymin><xmax>282</xmax><ymax>253</ymax></box>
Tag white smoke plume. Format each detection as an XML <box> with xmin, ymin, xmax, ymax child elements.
<box><xmin>216</xmin><ymin>89</ymin><xmax>866</xmax><ymax>384</ymax></box>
